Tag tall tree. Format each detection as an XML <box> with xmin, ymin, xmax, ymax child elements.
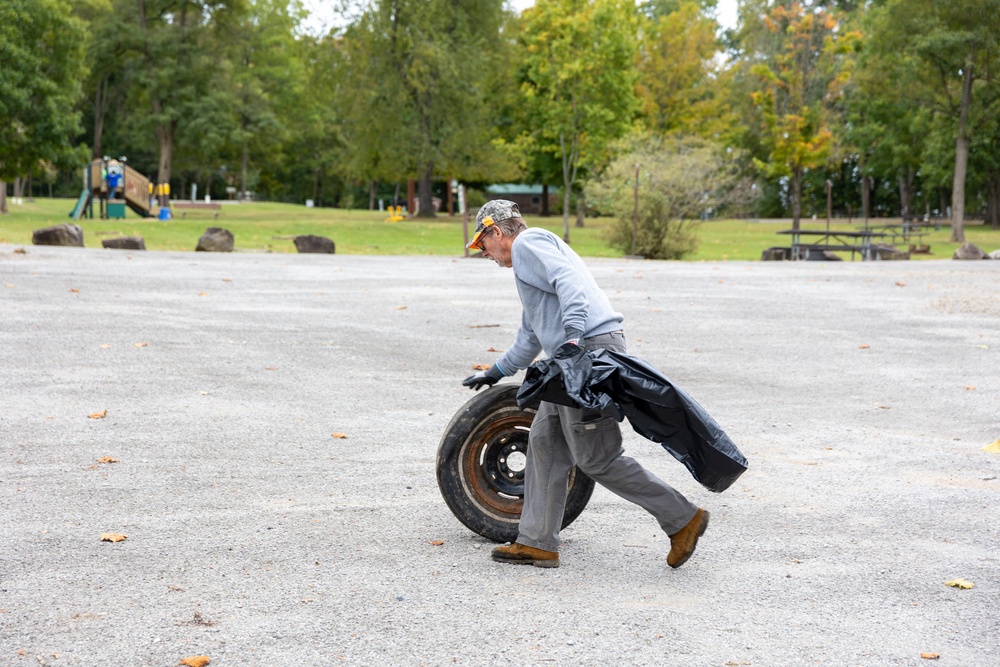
<box><xmin>517</xmin><ymin>0</ymin><xmax>641</xmax><ymax>241</ymax></box>
<box><xmin>746</xmin><ymin>1</ymin><xmax>859</xmax><ymax>230</ymax></box>
<box><xmin>868</xmin><ymin>0</ymin><xmax>1000</xmax><ymax>241</ymax></box>
<box><xmin>339</xmin><ymin>0</ymin><xmax>509</xmax><ymax>217</ymax></box>
<box><xmin>0</xmin><ymin>0</ymin><xmax>89</xmax><ymax>213</ymax></box>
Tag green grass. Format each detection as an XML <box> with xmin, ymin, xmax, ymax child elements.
<box><xmin>2</xmin><ymin>197</ymin><xmax>998</xmax><ymax>260</ymax></box>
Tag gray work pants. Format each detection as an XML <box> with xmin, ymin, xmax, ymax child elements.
<box><xmin>516</xmin><ymin>331</ymin><xmax>698</xmax><ymax>552</ymax></box>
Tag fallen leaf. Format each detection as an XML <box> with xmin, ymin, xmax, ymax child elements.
<box><xmin>99</xmin><ymin>344</ymin><xmax>112</xmax><ymax>349</ymax></box>
<box><xmin>964</xmin><ymin>386</ymin><xmax>976</xmax><ymax>390</ymax></box>
<box><xmin>395</xmin><ymin>305</ymin><xmax>408</xmax><ymax>310</ymax></box>
<box><xmin>265</xmin><ymin>366</ymin><xmax>278</xmax><ymax>371</ymax></box>
<box><xmin>878</xmin><ymin>405</ymin><xmax>891</xmax><ymax>410</ymax></box>
<box><xmin>468</xmin><ymin>323</ymin><xmax>500</xmax><ymax>329</ymax></box>
<box><xmin>14</xmin><ymin>248</ymin><xmax>27</xmax><ymax>254</ymax></box>
<box><xmin>983</xmin><ymin>439</ymin><xmax>1000</xmax><ymax>454</ymax></box>
<box><xmin>133</xmin><ymin>342</ymin><xmax>147</xmax><ymax>348</ymax></box>
<box><xmin>944</xmin><ymin>578</ymin><xmax>974</xmax><ymax>589</ymax></box>
<box><xmin>198</xmin><ymin>291</ymin><xmax>208</xmax><ymax>297</ymax></box>
<box><xmin>486</xmin><ymin>347</ymin><xmax>503</xmax><ymax>352</ymax></box>
<box><xmin>331</xmin><ymin>432</ymin><xmax>349</xmax><ymax>439</ymax></box>
<box><xmin>180</xmin><ymin>657</ymin><xmax>210</xmax><ymax>667</ymax></box>
<box><xmin>222</xmin><ymin>278</ymin><xmax>232</xmax><ymax>283</ymax></box>
<box><xmin>895</xmin><ymin>281</ymin><xmax>906</xmax><ymax>287</ymax></box>
<box><xmin>5</xmin><ymin>283</ymin><xmax>13</xmax><ymax>288</ymax></box>
<box><xmin>429</xmin><ymin>540</ymin><xmax>445</xmax><ymax>546</ymax></box>
<box><xmin>977</xmin><ymin>344</ymin><xmax>989</xmax><ymax>350</ymax></box>
<box><xmin>88</xmin><ymin>410</ymin><xmax>107</xmax><ymax>419</ymax></box>
<box><xmin>920</xmin><ymin>653</ymin><xmax>940</xmax><ymax>660</ymax></box>
<box><xmin>472</xmin><ymin>363</ymin><xmax>489</xmax><ymax>371</ymax></box>
<box><xmin>97</xmin><ymin>456</ymin><xmax>119</xmax><ymax>464</ymax></box>
<box><xmin>858</xmin><ymin>344</ymin><xmax>871</xmax><ymax>349</ymax></box>
<box><xmin>69</xmin><ymin>288</ymin><xmax>80</xmax><ymax>293</ymax></box>
<box><xmin>100</xmin><ymin>533</ymin><xmax>127</xmax><ymax>543</ymax></box>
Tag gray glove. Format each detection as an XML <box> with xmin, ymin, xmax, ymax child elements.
<box><xmin>463</xmin><ymin>365</ymin><xmax>504</xmax><ymax>391</ymax></box>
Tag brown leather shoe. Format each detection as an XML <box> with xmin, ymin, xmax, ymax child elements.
<box><xmin>667</xmin><ymin>508</ymin><xmax>709</xmax><ymax>568</ymax></box>
<box><xmin>491</xmin><ymin>542</ymin><xmax>560</xmax><ymax>568</ymax></box>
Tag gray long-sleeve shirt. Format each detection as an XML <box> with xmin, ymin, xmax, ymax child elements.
<box><xmin>494</xmin><ymin>228</ymin><xmax>624</xmax><ymax>375</ymax></box>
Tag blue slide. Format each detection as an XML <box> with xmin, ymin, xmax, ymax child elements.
<box><xmin>68</xmin><ymin>189</ymin><xmax>90</xmax><ymax>220</ymax></box>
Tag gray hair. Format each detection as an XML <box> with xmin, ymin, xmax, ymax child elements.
<box><xmin>494</xmin><ymin>217</ymin><xmax>526</xmax><ymax>237</ymax></box>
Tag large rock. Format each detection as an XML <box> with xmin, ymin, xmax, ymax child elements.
<box><xmin>988</xmin><ymin>249</ymin><xmax>1000</xmax><ymax>260</ymax></box>
<box><xmin>196</xmin><ymin>227</ymin><xmax>234</xmax><ymax>252</ymax></box>
<box><xmin>32</xmin><ymin>224</ymin><xmax>84</xmax><ymax>247</ymax></box>
<box><xmin>293</xmin><ymin>235</ymin><xmax>335</xmax><ymax>254</ymax></box>
<box><xmin>760</xmin><ymin>246</ymin><xmax>790</xmax><ymax>261</ymax></box>
<box><xmin>874</xmin><ymin>244</ymin><xmax>910</xmax><ymax>261</ymax></box>
<box><xmin>102</xmin><ymin>236</ymin><xmax>146</xmax><ymax>250</ymax></box>
<box><xmin>953</xmin><ymin>242</ymin><xmax>987</xmax><ymax>260</ymax></box>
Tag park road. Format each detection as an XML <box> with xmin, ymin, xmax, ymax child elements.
<box><xmin>1</xmin><ymin>244</ymin><xmax>998</xmax><ymax>666</ymax></box>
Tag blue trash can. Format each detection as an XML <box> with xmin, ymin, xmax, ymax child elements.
<box><xmin>158</xmin><ymin>207</ymin><xmax>172</xmax><ymax>221</ymax></box>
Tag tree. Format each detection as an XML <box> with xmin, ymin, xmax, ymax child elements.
<box><xmin>516</xmin><ymin>0</ymin><xmax>641</xmax><ymax>241</ymax></box>
<box><xmin>868</xmin><ymin>0</ymin><xmax>1000</xmax><ymax>241</ymax></box>
<box><xmin>746</xmin><ymin>2</ymin><xmax>859</xmax><ymax>230</ymax></box>
<box><xmin>0</xmin><ymin>0</ymin><xmax>89</xmax><ymax>213</ymax></box>
<box><xmin>636</xmin><ymin>1</ymin><xmax>730</xmax><ymax>138</ymax></box>
<box><xmin>338</xmin><ymin>0</ymin><xmax>510</xmax><ymax>216</ymax></box>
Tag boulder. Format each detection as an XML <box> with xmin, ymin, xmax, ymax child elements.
<box><xmin>32</xmin><ymin>223</ymin><xmax>84</xmax><ymax>247</ymax></box>
<box><xmin>953</xmin><ymin>242</ymin><xmax>987</xmax><ymax>260</ymax></box>
<box><xmin>760</xmin><ymin>246</ymin><xmax>790</xmax><ymax>261</ymax></box>
<box><xmin>102</xmin><ymin>236</ymin><xmax>146</xmax><ymax>250</ymax></box>
<box><xmin>196</xmin><ymin>227</ymin><xmax>234</xmax><ymax>252</ymax></box>
<box><xmin>874</xmin><ymin>244</ymin><xmax>910</xmax><ymax>261</ymax></box>
<box><xmin>293</xmin><ymin>235</ymin><xmax>335</xmax><ymax>254</ymax></box>
<box><xmin>988</xmin><ymin>249</ymin><xmax>1000</xmax><ymax>260</ymax></box>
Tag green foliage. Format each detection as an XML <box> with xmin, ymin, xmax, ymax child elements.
<box><xmin>587</xmin><ymin>135</ymin><xmax>756</xmax><ymax>259</ymax></box>
<box><xmin>515</xmin><ymin>0</ymin><xmax>642</xmax><ymax>241</ymax></box>
<box><xmin>0</xmin><ymin>0</ymin><xmax>90</xmax><ymax>182</ymax></box>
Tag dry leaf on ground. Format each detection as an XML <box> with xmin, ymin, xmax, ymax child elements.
<box><xmin>982</xmin><ymin>439</ymin><xmax>1000</xmax><ymax>453</ymax></box>
<box><xmin>88</xmin><ymin>410</ymin><xmax>107</xmax><ymax>419</ymax></box>
<box><xmin>472</xmin><ymin>364</ymin><xmax>489</xmax><ymax>371</ymax></box>
<box><xmin>429</xmin><ymin>540</ymin><xmax>445</xmax><ymax>546</ymax></box>
<box><xmin>944</xmin><ymin>578</ymin><xmax>974</xmax><ymax>589</ymax></box>
<box><xmin>97</xmin><ymin>456</ymin><xmax>119</xmax><ymax>464</ymax></box>
<box><xmin>69</xmin><ymin>288</ymin><xmax>80</xmax><ymax>293</ymax></box>
<box><xmin>100</xmin><ymin>533</ymin><xmax>127</xmax><ymax>543</ymax></box>
<box><xmin>486</xmin><ymin>347</ymin><xmax>503</xmax><ymax>352</ymax></box>
<box><xmin>895</xmin><ymin>282</ymin><xmax>906</xmax><ymax>287</ymax></box>
<box><xmin>99</xmin><ymin>344</ymin><xmax>112</xmax><ymax>349</ymax></box>
<box><xmin>920</xmin><ymin>653</ymin><xmax>940</xmax><ymax>660</ymax></box>
<box><xmin>858</xmin><ymin>344</ymin><xmax>871</xmax><ymax>349</ymax></box>
<box><xmin>395</xmin><ymin>305</ymin><xmax>408</xmax><ymax>310</ymax></box>
<box><xmin>180</xmin><ymin>657</ymin><xmax>210</xmax><ymax>667</ymax></box>
<box><xmin>265</xmin><ymin>366</ymin><xmax>278</xmax><ymax>371</ymax></box>
<box><xmin>331</xmin><ymin>432</ymin><xmax>349</xmax><ymax>439</ymax></box>
<box><xmin>964</xmin><ymin>386</ymin><xmax>976</xmax><ymax>390</ymax></box>
<box><xmin>198</xmin><ymin>291</ymin><xmax>208</xmax><ymax>297</ymax></box>
<box><xmin>468</xmin><ymin>323</ymin><xmax>500</xmax><ymax>329</ymax></box>
<box><xmin>133</xmin><ymin>342</ymin><xmax>148</xmax><ymax>348</ymax></box>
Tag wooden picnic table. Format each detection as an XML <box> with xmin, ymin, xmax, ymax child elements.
<box><xmin>777</xmin><ymin>228</ymin><xmax>886</xmax><ymax>261</ymax></box>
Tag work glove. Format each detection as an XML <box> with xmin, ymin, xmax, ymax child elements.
<box><xmin>463</xmin><ymin>365</ymin><xmax>504</xmax><ymax>391</ymax></box>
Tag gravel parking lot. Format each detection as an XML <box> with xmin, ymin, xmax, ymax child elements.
<box><xmin>2</xmin><ymin>244</ymin><xmax>997</xmax><ymax>666</ymax></box>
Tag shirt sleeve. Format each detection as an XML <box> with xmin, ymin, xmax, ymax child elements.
<box><xmin>515</xmin><ymin>235</ymin><xmax>589</xmax><ymax>335</ymax></box>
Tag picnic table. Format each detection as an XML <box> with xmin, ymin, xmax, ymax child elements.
<box><xmin>777</xmin><ymin>228</ymin><xmax>886</xmax><ymax>261</ymax></box>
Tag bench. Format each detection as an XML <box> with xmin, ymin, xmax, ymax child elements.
<box><xmin>172</xmin><ymin>201</ymin><xmax>222</xmax><ymax>219</ymax></box>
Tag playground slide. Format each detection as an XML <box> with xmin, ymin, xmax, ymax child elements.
<box><xmin>69</xmin><ymin>189</ymin><xmax>90</xmax><ymax>219</ymax></box>
<box><xmin>122</xmin><ymin>164</ymin><xmax>152</xmax><ymax>217</ymax></box>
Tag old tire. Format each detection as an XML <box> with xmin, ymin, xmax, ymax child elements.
<box><xmin>436</xmin><ymin>383</ymin><xmax>595</xmax><ymax>543</ymax></box>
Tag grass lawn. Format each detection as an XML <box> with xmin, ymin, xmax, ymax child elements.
<box><xmin>2</xmin><ymin>197</ymin><xmax>998</xmax><ymax>261</ymax></box>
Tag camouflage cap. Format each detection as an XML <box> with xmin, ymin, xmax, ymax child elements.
<box><xmin>467</xmin><ymin>199</ymin><xmax>521</xmax><ymax>249</ymax></box>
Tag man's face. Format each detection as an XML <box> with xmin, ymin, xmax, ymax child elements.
<box><xmin>479</xmin><ymin>226</ymin><xmax>513</xmax><ymax>268</ymax></box>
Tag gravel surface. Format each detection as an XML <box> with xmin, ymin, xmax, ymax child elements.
<box><xmin>1</xmin><ymin>243</ymin><xmax>997</xmax><ymax>667</ymax></box>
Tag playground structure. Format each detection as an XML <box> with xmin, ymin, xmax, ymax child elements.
<box><xmin>384</xmin><ymin>205</ymin><xmax>406</xmax><ymax>222</ymax></box>
<box><xmin>69</xmin><ymin>158</ymin><xmax>153</xmax><ymax>220</ymax></box>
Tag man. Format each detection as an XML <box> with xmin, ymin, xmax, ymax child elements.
<box><xmin>462</xmin><ymin>200</ymin><xmax>709</xmax><ymax>569</ymax></box>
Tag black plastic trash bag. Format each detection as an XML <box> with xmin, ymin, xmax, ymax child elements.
<box><xmin>516</xmin><ymin>345</ymin><xmax>748</xmax><ymax>493</ymax></box>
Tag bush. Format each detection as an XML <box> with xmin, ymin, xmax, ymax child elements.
<box><xmin>587</xmin><ymin>135</ymin><xmax>757</xmax><ymax>259</ymax></box>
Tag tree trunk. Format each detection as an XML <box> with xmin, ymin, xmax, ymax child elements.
<box><xmin>949</xmin><ymin>58</ymin><xmax>974</xmax><ymax>243</ymax></box>
<box><xmin>791</xmin><ymin>166</ymin><xmax>802</xmax><ymax>230</ymax></box>
<box><xmin>561</xmin><ymin>188</ymin><xmax>571</xmax><ymax>243</ymax></box>
<box><xmin>898</xmin><ymin>167</ymin><xmax>913</xmax><ymax>216</ymax></box>
<box><xmin>0</xmin><ymin>181</ymin><xmax>7</xmax><ymax>214</ymax></box>
<box><xmin>370</xmin><ymin>180</ymin><xmax>377</xmax><ymax>210</ymax></box>
<box><xmin>575</xmin><ymin>190</ymin><xmax>585</xmax><ymax>228</ymax></box>
<box><xmin>541</xmin><ymin>183</ymin><xmax>550</xmax><ymax>216</ymax></box>
<box><xmin>93</xmin><ymin>77</ymin><xmax>109</xmax><ymax>158</ymax></box>
<box><xmin>417</xmin><ymin>162</ymin><xmax>435</xmax><ymax>217</ymax></box>
<box><xmin>156</xmin><ymin>122</ymin><xmax>174</xmax><ymax>206</ymax></box>
<box><xmin>987</xmin><ymin>171</ymin><xmax>1000</xmax><ymax>230</ymax></box>
<box><xmin>13</xmin><ymin>177</ymin><xmax>24</xmax><ymax>199</ymax></box>
<box><xmin>240</xmin><ymin>147</ymin><xmax>249</xmax><ymax>200</ymax></box>
<box><xmin>313</xmin><ymin>167</ymin><xmax>321</xmax><ymax>206</ymax></box>
<box><xmin>861</xmin><ymin>175</ymin><xmax>871</xmax><ymax>222</ymax></box>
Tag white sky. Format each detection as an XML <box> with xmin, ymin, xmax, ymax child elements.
<box><xmin>300</xmin><ymin>0</ymin><xmax>739</xmax><ymax>35</ymax></box>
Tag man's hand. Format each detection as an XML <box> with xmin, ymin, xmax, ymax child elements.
<box><xmin>463</xmin><ymin>366</ymin><xmax>504</xmax><ymax>391</ymax></box>
<box><xmin>554</xmin><ymin>340</ymin><xmax>584</xmax><ymax>359</ymax></box>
